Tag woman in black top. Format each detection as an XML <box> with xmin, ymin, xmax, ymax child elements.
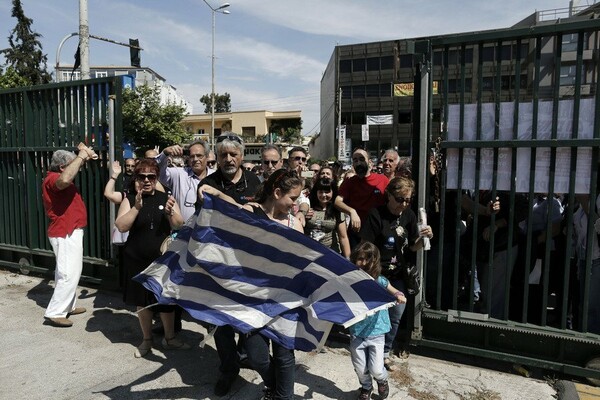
<box><xmin>360</xmin><ymin>176</ymin><xmax>433</xmax><ymax>368</ymax></box>
<box><xmin>115</xmin><ymin>159</ymin><xmax>187</xmax><ymax>358</ymax></box>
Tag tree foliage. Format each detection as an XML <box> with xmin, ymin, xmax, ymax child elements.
<box><xmin>0</xmin><ymin>0</ymin><xmax>51</xmax><ymax>86</ymax></box>
<box><xmin>122</xmin><ymin>84</ymin><xmax>192</xmax><ymax>153</ymax></box>
<box><xmin>200</xmin><ymin>92</ymin><xmax>231</xmax><ymax>114</ymax></box>
<box><xmin>0</xmin><ymin>66</ymin><xmax>29</xmax><ymax>89</ymax></box>
<box><xmin>270</xmin><ymin>118</ymin><xmax>303</xmax><ymax>144</ymax></box>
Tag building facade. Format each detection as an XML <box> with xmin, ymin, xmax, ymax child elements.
<box><xmin>55</xmin><ymin>65</ymin><xmax>193</xmax><ymax>113</ymax></box>
<box><xmin>316</xmin><ymin>4</ymin><xmax>600</xmax><ymax>161</ymax></box>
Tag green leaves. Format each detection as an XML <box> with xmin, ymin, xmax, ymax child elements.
<box><xmin>122</xmin><ymin>85</ymin><xmax>192</xmax><ymax>154</ymax></box>
<box><xmin>199</xmin><ymin>92</ymin><xmax>231</xmax><ymax>114</ymax></box>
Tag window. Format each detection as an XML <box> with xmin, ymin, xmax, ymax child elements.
<box><xmin>366</xmin><ymin>57</ymin><xmax>380</xmax><ymax>71</ymax></box>
<box><xmin>562</xmin><ymin>33</ymin><xmax>579</xmax><ymax>52</ymax></box>
<box><xmin>433</xmin><ymin>51</ymin><xmax>443</xmax><ymax>66</ymax></box>
<box><xmin>341</xmin><ymin>86</ymin><xmax>352</xmax><ymax>99</ymax></box>
<box><xmin>95</xmin><ymin>71</ymin><xmax>108</xmax><ymax>78</ymax></box>
<box><xmin>398</xmin><ymin>111</ymin><xmax>412</xmax><ymax>124</ymax></box>
<box><xmin>481</xmin><ymin>46</ymin><xmax>495</xmax><ymax>62</ymax></box>
<box><xmin>351</xmin><ymin>112</ymin><xmax>365</xmax><ymax>125</ymax></box>
<box><xmin>340</xmin><ymin>59</ymin><xmax>352</xmax><ymax>73</ymax></box>
<box><xmin>197</xmin><ymin>129</ymin><xmax>205</xmax><ymax>135</ymax></box>
<box><xmin>61</xmin><ymin>71</ymin><xmax>80</xmax><ymax>81</ymax></box>
<box><xmin>352</xmin><ymin>85</ymin><xmax>365</xmax><ymax>99</ymax></box>
<box><xmin>380</xmin><ymin>55</ymin><xmax>394</xmax><ymax>70</ymax></box>
<box><xmin>242</xmin><ymin>126</ymin><xmax>256</xmax><ymax>136</ymax></box>
<box><xmin>447</xmin><ymin>78</ymin><xmax>472</xmax><ymax>93</ymax></box>
<box><xmin>341</xmin><ymin>112</ymin><xmax>352</xmax><ymax>125</ymax></box>
<box><xmin>560</xmin><ymin>65</ymin><xmax>585</xmax><ymax>86</ymax></box>
<box><xmin>380</xmin><ymin>83</ymin><xmax>392</xmax><ymax>97</ymax></box>
<box><xmin>353</xmin><ymin>58</ymin><xmax>365</xmax><ymax>72</ymax></box>
<box><xmin>366</xmin><ymin>84</ymin><xmax>379</xmax><ymax>97</ymax></box>
<box><xmin>399</xmin><ymin>54</ymin><xmax>413</xmax><ymax>68</ymax></box>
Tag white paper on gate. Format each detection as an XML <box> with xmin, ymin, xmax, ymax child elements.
<box><xmin>446</xmin><ymin>99</ymin><xmax>594</xmax><ymax>194</ymax></box>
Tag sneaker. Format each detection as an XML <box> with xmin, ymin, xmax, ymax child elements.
<box><xmin>261</xmin><ymin>387</ymin><xmax>274</xmax><ymax>400</ymax></box>
<box><xmin>377</xmin><ymin>380</ymin><xmax>389</xmax><ymax>399</ymax></box>
<box><xmin>357</xmin><ymin>387</ymin><xmax>372</xmax><ymax>400</ymax></box>
<box><xmin>45</xmin><ymin>317</ymin><xmax>73</xmax><ymax>327</ymax></box>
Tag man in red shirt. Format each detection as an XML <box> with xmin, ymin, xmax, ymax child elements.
<box><xmin>335</xmin><ymin>148</ymin><xmax>389</xmax><ymax>248</ymax></box>
<box><xmin>42</xmin><ymin>144</ymin><xmax>95</xmax><ymax>327</ymax></box>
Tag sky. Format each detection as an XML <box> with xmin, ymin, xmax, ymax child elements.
<box><xmin>0</xmin><ymin>0</ymin><xmax>587</xmax><ymax>136</ymax></box>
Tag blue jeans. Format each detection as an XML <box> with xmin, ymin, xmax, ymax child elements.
<box><xmin>245</xmin><ymin>332</ymin><xmax>295</xmax><ymax>400</ymax></box>
<box><xmin>578</xmin><ymin>258</ymin><xmax>600</xmax><ymax>334</ymax></box>
<box><xmin>384</xmin><ymin>279</ymin><xmax>406</xmax><ymax>357</ymax></box>
<box><xmin>350</xmin><ymin>335</ymin><xmax>387</xmax><ymax>390</ymax></box>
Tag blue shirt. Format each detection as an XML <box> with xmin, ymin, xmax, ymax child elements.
<box><xmin>348</xmin><ymin>275</ymin><xmax>391</xmax><ymax>338</ymax></box>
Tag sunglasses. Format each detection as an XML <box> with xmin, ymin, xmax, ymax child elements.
<box><xmin>135</xmin><ymin>173</ymin><xmax>157</xmax><ymax>182</ymax></box>
<box><xmin>393</xmin><ymin>195</ymin><xmax>412</xmax><ymax>205</ymax></box>
<box><xmin>293</xmin><ymin>156</ymin><xmax>307</xmax><ymax>162</ymax></box>
<box><xmin>262</xmin><ymin>159</ymin><xmax>280</xmax><ymax>166</ymax></box>
<box><xmin>216</xmin><ymin>134</ymin><xmax>243</xmax><ymax>145</ymax></box>
<box><xmin>310</xmin><ymin>169</ymin><xmax>320</xmax><ymax>173</ymax></box>
<box><xmin>207</xmin><ymin>161</ymin><xmax>216</xmax><ymax>167</ymax></box>
<box><xmin>244</xmin><ymin>167</ymin><xmax>254</xmax><ymax>171</ymax></box>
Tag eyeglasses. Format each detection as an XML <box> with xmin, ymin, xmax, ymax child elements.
<box><xmin>262</xmin><ymin>159</ymin><xmax>280</xmax><ymax>166</ymax></box>
<box><xmin>207</xmin><ymin>161</ymin><xmax>216</xmax><ymax>167</ymax></box>
<box><xmin>293</xmin><ymin>156</ymin><xmax>307</xmax><ymax>162</ymax></box>
<box><xmin>189</xmin><ymin>153</ymin><xmax>205</xmax><ymax>160</ymax></box>
<box><xmin>135</xmin><ymin>173</ymin><xmax>157</xmax><ymax>182</ymax></box>
<box><xmin>393</xmin><ymin>195</ymin><xmax>412</xmax><ymax>205</ymax></box>
<box><xmin>310</xmin><ymin>169</ymin><xmax>320</xmax><ymax>173</ymax></box>
<box><xmin>125</xmin><ymin>164</ymin><xmax>136</xmax><ymax>168</ymax></box>
<box><xmin>244</xmin><ymin>167</ymin><xmax>254</xmax><ymax>171</ymax></box>
<box><xmin>216</xmin><ymin>134</ymin><xmax>243</xmax><ymax>145</ymax></box>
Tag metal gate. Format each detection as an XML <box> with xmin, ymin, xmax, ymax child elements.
<box><xmin>412</xmin><ymin>17</ymin><xmax>600</xmax><ymax>382</ymax></box>
<box><xmin>0</xmin><ymin>77</ymin><xmax>123</xmax><ymax>287</ymax></box>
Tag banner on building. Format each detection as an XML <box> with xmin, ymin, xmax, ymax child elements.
<box><xmin>337</xmin><ymin>125</ymin><xmax>347</xmax><ymax>161</ymax></box>
<box><xmin>366</xmin><ymin>115</ymin><xmax>393</xmax><ymax>125</ymax></box>
<box><xmin>361</xmin><ymin>124</ymin><xmax>369</xmax><ymax>141</ymax></box>
<box><xmin>445</xmin><ymin>99</ymin><xmax>595</xmax><ymax>194</ymax></box>
<box><xmin>394</xmin><ymin>81</ymin><xmax>438</xmax><ymax>96</ymax></box>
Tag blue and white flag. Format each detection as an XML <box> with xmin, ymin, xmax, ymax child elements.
<box><xmin>134</xmin><ymin>195</ymin><xmax>395</xmax><ymax>352</ymax></box>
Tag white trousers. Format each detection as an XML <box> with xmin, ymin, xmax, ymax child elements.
<box><xmin>44</xmin><ymin>229</ymin><xmax>84</xmax><ymax>318</ymax></box>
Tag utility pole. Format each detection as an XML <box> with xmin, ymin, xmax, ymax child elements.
<box><xmin>79</xmin><ymin>0</ymin><xmax>90</xmax><ymax>79</ymax></box>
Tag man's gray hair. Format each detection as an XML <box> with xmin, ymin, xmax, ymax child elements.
<box><xmin>261</xmin><ymin>144</ymin><xmax>281</xmax><ymax>158</ymax></box>
<box><xmin>215</xmin><ymin>132</ymin><xmax>245</xmax><ymax>154</ymax></box>
<box><xmin>49</xmin><ymin>150</ymin><xmax>76</xmax><ymax>172</ymax></box>
<box><xmin>382</xmin><ymin>149</ymin><xmax>399</xmax><ymax>161</ymax></box>
<box><xmin>187</xmin><ymin>139</ymin><xmax>209</xmax><ymax>154</ymax></box>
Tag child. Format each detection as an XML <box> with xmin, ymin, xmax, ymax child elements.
<box><xmin>349</xmin><ymin>242</ymin><xmax>407</xmax><ymax>400</ymax></box>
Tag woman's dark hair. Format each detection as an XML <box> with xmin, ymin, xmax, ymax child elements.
<box><xmin>254</xmin><ymin>168</ymin><xmax>303</xmax><ymax>203</ymax></box>
<box><xmin>134</xmin><ymin>158</ymin><xmax>159</xmax><ymax>177</ymax></box>
<box><xmin>309</xmin><ymin>178</ymin><xmax>339</xmax><ymax>220</ymax></box>
<box><xmin>350</xmin><ymin>241</ymin><xmax>382</xmax><ymax>279</ymax></box>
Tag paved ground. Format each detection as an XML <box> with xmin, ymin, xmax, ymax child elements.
<box><xmin>0</xmin><ymin>269</ymin><xmax>562</xmax><ymax>400</ymax></box>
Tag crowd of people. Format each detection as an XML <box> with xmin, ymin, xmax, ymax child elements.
<box><xmin>40</xmin><ymin>132</ymin><xmax>600</xmax><ymax>399</ymax></box>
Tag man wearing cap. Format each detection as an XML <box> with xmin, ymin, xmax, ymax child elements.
<box><xmin>42</xmin><ymin>143</ymin><xmax>96</xmax><ymax>327</ymax></box>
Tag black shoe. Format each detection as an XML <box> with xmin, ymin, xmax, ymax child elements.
<box><xmin>261</xmin><ymin>387</ymin><xmax>274</xmax><ymax>400</ymax></box>
<box><xmin>214</xmin><ymin>374</ymin><xmax>237</xmax><ymax>396</ymax></box>
<box><xmin>377</xmin><ymin>380</ymin><xmax>389</xmax><ymax>399</ymax></box>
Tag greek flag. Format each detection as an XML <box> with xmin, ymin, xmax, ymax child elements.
<box><xmin>134</xmin><ymin>195</ymin><xmax>395</xmax><ymax>351</ymax></box>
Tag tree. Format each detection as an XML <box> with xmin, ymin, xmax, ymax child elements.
<box><xmin>122</xmin><ymin>84</ymin><xmax>192</xmax><ymax>153</ymax></box>
<box><xmin>1</xmin><ymin>0</ymin><xmax>51</xmax><ymax>86</ymax></box>
<box><xmin>199</xmin><ymin>92</ymin><xmax>231</xmax><ymax>114</ymax></box>
<box><xmin>0</xmin><ymin>66</ymin><xmax>29</xmax><ymax>89</ymax></box>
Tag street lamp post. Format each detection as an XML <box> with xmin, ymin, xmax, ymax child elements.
<box><xmin>203</xmin><ymin>0</ymin><xmax>230</xmax><ymax>147</ymax></box>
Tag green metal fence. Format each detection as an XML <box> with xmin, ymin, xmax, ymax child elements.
<box><xmin>0</xmin><ymin>77</ymin><xmax>123</xmax><ymax>287</ymax></box>
<box><xmin>412</xmin><ymin>18</ymin><xmax>600</xmax><ymax>382</ymax></box>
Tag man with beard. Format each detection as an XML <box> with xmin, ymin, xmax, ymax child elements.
<box><xmin>335</xmin><ymin>148</ymin><xmax>388</xmax><ymax>248</ymax></box>
<box><xmin>158</xmin><ymin>140</ymin><xmax>215</xmax><ymax>223</ymax></box>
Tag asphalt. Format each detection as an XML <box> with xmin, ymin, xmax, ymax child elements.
<box><xmin>0</xmin><ymin>269</ymin><xmax>573</xmax><ymax>400</ymax></box>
